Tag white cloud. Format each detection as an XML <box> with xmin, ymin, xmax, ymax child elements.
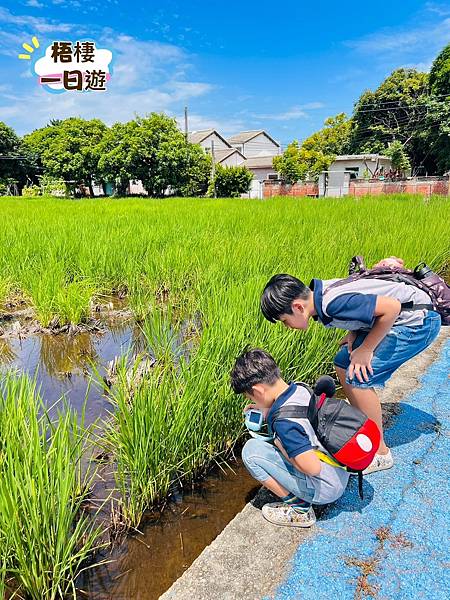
<box><xmin>251</xmin><ymin>103</ymin><xmax>325</xmax><ymax>121</ymax></box>
<box><xmin>0</xmin><ymin>7</ymin><xmax>74</xmax><ymax>33</ymax></box>
<box><xmin>425</xmin><ymin>2</ymin><xmax>450</xmax><ymax>17</ymax></box>
<box><xmin>403</xmin><ymin>60</ymin><xmax>434</xmax><ymax>72</ymax></box>
<box><xmin>346</xmin><ymin>17</ymin><xmax>450</xmax><ymax>56</ymax></box>
<box><xmin>25</xmin><ymin>0</ymin><xmax>45</xmax><ymax>8</ymax></box>
<box><xmin>98</xmin><ymin>34</ymin><xmax>189</xmax><ymax>89</ymax></box>
<box><xmin>183</xmin><ymin>113</ymin><xmax>246</xmax><ymax>136</ymax></box>
<box><xmin>0</xmin><ymin>77</ymin><xmax>216</xmax><ymax>135</ymax></box>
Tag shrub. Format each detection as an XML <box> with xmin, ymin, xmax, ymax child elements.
<box><xmin>21</xmin><ymin>184</ymin><xmax>41</xmax><ymax>197</ymax></box>
<box><xmin>208</xmin><ymin>164</ymin><xmax>253</xmax><ymax>198</ymax></box>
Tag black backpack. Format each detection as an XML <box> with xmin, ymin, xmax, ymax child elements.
<box><xmin>269</xmin><ymin>377</ymin><xmax>380</xmax><ymax>498</ymax></box>
<box><xmin>327</xmin><ymin>255</ymin><xmax>450</xmax><ymax>325</ymax></box>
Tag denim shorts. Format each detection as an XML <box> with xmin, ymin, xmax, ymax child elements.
<box><xmin>334</xmin><ymin>310</ymin><xmax>441</xmax><ymax>389</ymax></box>
<box><xmin>242</xmin><ymin>438</ymin><xmax>350</xmax><ymax>505</ymax></box>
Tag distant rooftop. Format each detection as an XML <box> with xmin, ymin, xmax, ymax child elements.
<box><xmin>188</xmin><ymin>129</ymin><xmax>231</xmax><ymax>148</ymax></box>
<box><xmin>228</xmin><ymin>130</ymin><xmax>280</xmax><ymax>146</ymax></box>
<box><xmin>243</xmin><ymin>155</ymin><xmax>277</xmax><ymax>168</ymax></box>
<box><xmin>214</xmin><ymin>148</ymin><xmax>245</xmax><ymax>163</ymax></box>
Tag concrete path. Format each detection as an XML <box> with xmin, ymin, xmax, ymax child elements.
<box><xmin>271</xmin><ymin>335</ymin><xmax>450</xmax><ymax>600</ymax></box>
<box><xmin>161</xmin><ymin>330</ymin><xmax>449</xmax><ymax>600</ymax></box>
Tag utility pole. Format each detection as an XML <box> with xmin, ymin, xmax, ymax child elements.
<box><xmin>211</xmin><ymin>139</ymin><xmax>216</xmax><ymax>198</ymax></box>
<box><xmin>184</xmin><ymin>106</ymin><xmax>188</xmax><ymax>143</ymax></box>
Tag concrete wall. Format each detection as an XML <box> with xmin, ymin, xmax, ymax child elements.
<box><xmin>231</xmin><ymin>133</ymin><xmax>280</xmax><ymax>157</ymax></box>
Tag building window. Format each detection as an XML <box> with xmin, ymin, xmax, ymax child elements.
<box><xmin>267</xmin><ymin>173</ymin><xmax>278</xmax><ymax>180</ymax></box>
<box><xmin>345</xmin><ymin>167</ymin><xmax>359</xmax><ymax>179</ymax></box>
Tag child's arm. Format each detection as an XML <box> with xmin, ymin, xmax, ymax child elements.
<box><xmin>274</xmin><ymin>436</ymin><xmax>321</xmax><ymax>476</ymax></box>
<box><xmin>349</xmin><ymin>296</ymin><xmax>401</xmax><ymax>383</ymax></box>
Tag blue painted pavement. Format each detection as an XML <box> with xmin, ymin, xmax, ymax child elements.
<box><xmin>271</xmin><ymin>339</ymin><xmax>450</xmax><ymax>600</ymax></box>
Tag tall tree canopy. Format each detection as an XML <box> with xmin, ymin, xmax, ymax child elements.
<box><xmin>274</xmin><ymin>113</ymin><xmax>351</xmax><ymax>183</ymax></box>
<box><xmin>23</xmin><ymin>118</ymin><xmax>107</xmax><ymax>195</ymax></box>
<box><xmin>429</xmin><ymin>42</ymin><xmax>450</xmax><ymax>98</ymax></box>
<box><xmin>348</xmin><ymin>69</ymin><xmax>429</xmax><ymax>163</ymax></box>
<box><xmin>99</xmin><ymin>113</ymin><xmax>211</xmax><ymax>197</ymax></box>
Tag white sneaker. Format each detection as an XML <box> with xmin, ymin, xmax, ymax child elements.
<box><xmin>261</xmin><ymin>503</ymin><xmax>316</xmax><ymax>528</ymax></box>
<box><xmin>362</xmin><ymin>449</ymin><xmax>394</xmax><ymax>475</ymax></box>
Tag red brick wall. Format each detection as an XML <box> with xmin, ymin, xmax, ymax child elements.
<box><xmin>263</xmin><ymin>181</ymin><xmax>319</xmax><ymax>198</ymax></box>
<box><xmin>348</xmin><ymin>180</ymin><xmax>449</xmax><ymax>196</ymax></box>
<box><xmin>263</xmin><ymin>178</ymin><xmax>449</xmax><ymax>198</ymax></box>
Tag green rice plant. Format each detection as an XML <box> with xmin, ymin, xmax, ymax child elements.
<box><xmin>103</xmin><ymin>361</ymin><xmax>182</xmax><ymax>527</ymax></box>
<box><xmin>0</xmin><ymin>194</ymin><xmax>449</xmax><ymax>532</ymax></box>
<box><xmin>0</xmin><ymin>373</ymin><xmax>103</xmax><ymax>599</ymax></box>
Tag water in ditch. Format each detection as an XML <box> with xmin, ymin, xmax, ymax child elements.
<box><xmin>0</xmin><ymin>311</ymin><xmax>259</xmax><ymax>598</ymax></box>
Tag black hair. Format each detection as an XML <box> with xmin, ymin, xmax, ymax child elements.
<box><xmin>260</xmin><ymin>274</ymin><xmax>310</xmax><ymax>323</ymax></box>
<box><xmin>230</xmin><ymin>348</ymin><xmax>281</xmax><ymax>394</ymax></box>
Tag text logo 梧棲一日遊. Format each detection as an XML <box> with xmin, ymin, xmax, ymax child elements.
<box><xmin>18</xmin><ymin>37</ymin><xmax>113</xmax><ymax>93</ymax></box>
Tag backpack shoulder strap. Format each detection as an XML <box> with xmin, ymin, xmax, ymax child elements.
<box><xmin>270</xmin><ymin>385</ymin><xmax>315</xmax><ymax>427</ymax></box>
<box><xmin>272</xmin><ymin>406</ymin><xmax>309</xmax><ymax>421</ymax></box>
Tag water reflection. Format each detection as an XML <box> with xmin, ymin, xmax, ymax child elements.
<box><xmin>0</xmin><ymin>322</ymin><xmax>145</xmax><ymax>426</ymax></box>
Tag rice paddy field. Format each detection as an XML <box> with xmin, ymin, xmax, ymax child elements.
<box><xmin>0</xmin><ymin>193</ymin><xmax>449</xmax><ymax>598</ymax></box>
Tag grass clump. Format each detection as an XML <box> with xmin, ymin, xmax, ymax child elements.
<box><xmin>0</xmin><ymin>374</ymin><xmax>103</xmax><ymax>599</ymax></box>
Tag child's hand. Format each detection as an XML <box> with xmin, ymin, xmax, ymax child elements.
<box><xmin>349</xmin><ymin>347</ymin><xmax>374</xmax><ymax>383</ymax></box>
<box><xmin>339</xmin><ymin>331</ymin><xmax>357</xmax><ymax>351</ymax></box>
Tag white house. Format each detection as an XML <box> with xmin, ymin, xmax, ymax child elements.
<box><xmin>319</xmin><ymin>154</ymin><xmax>393</xmax><ymax>197</ymax></box>
<box><xmin>227</xmin><ymin>130</ymin><xmax>281</xmax><ymax>158</ymax></box>
<box><xmin>213</xmin><ymin>148</ymin><xmax>245</xmax><ymax>167</ymax></box>
<box><xmin>328</xmin><ymin>154</ymin><xmax>392</xmax><ymax>179</ymax></box>
<box><xmin>241</xmin><ymin>155</ymin><xmax>278</xmax><ymax>199</ymax></box>
<box><xmin>188</xmin><ymin>129</ymin><xmax>231</xmax><ymax>152</ymax></box>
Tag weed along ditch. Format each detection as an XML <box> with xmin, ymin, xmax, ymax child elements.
<box><xmin>0</xmin><ymin>195</ymin><xmax>449</xmax><ymax>599</ymax></box>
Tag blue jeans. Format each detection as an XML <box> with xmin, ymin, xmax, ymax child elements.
<box><xmin>334</xmin><ymin>311</ymin><xmax>441</xmax><ymax>389</ymax></box>
<box><xmin>242</xmin><ymin>438</ymin><xmax>350</xmax><ymax>505</ymax></box>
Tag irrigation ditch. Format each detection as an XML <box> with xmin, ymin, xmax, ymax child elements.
<box><xmin>0</xmin><ymin>295</ymin><xmax>260</xmax><ymax>599</ymax></box>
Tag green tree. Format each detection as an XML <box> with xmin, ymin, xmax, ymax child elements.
<box><xmin>97</xmin><ymin>121</ymin><xmax>139</xmax><ymax>195</ymax></box>
<box><xmin>100</xmin><ymin>113</ymin><xmax>205</xmax><ymax>197</ymax></box>
<box><xmin>273</xmin><ymin>113</ymin><xmax>351</xmax><ymax>183</ymax></box>
<box><xmin>0</xmin><ymin>122</ymin><xmax>35</xmax><ymax>192</ymax></box>
<box><xmin>208</xmin><ymin>164</ymin><xmax>253</xmax><ymax>197</ymax></box>
<box><xmin>385</xmin><ymin>140</ymin><xmax>411</xmax><ymax>175</ymax></box>
<box><xmin>348</xmin><ymin>68</ymin><xmax>429</xmax><ymax>168</ymax></box>
<box><xmin>429</xmin><ymin>42</ymin><xmax>450</xmax><ymax>98</ymax></box>
<box><xmin>415</xmin><ymin>97</ymin><xmax>450</xmax><ymax>174</ymax></box>
<box><xmin>23</xmin><ymin>118</ymin><xmax>107</xmax><ymax>196</ymax></box>
<box><xmin>175</xmin><ymin>144</ymin><xmax>211</xmax><ymax>197</ymax></box>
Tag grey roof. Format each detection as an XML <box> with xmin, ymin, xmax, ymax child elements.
<box><xmin>214</xmin><ymin>148</ymin><xmax>245</xmax><ymax>163</ymax></box>
<box><xmin>333</xmin><ymin>154</ymin><xmax>390</xmax><ymax>161</ymax></box>
<box><xmin>243</xmin><ymin>156</ymin><xmax>277</xmax><ymax>169</ymax></box>
<box><xmin>228</xmin><ymin>130</ymin><xmax>280</xmax><ymax>146</ymax></box>
<box><xmin>188</xmin><ymin>129</ymin><xmax>231</xmax><ymax>148</ymax></box>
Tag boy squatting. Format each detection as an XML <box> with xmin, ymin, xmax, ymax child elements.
<box><xmin>231</xmin><ymin>349</ymin><xmax>350</xmax><ymax>527</ymax></box>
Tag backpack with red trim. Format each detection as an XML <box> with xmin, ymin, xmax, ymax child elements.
<box><xmin>270</xmin><ymin>376</ymin><xmax>380</xmax><ymax>498</ymax></box>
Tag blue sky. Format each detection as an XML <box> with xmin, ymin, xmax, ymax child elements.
<box><xmin>1</xmin><ymin>0</ymin><xmax>449</xmax><ymax>146</ymax></box>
